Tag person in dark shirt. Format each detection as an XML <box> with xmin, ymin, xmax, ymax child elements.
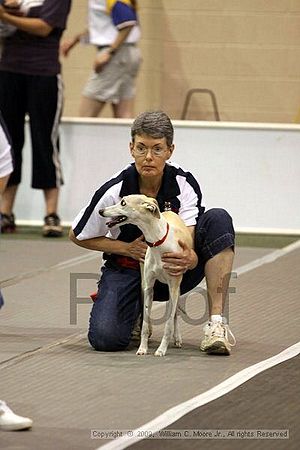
<box><xmin>0</xmin><ymin>0</ymin><xmax>72</xmax><ymax>236</ymax></box>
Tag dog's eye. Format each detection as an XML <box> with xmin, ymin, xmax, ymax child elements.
<box><xmin>121</xmin><ymin>199</ymin><xmax>126</xmax><ymax>206</ymax></box>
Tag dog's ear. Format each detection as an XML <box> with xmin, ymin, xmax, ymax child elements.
<box><xmin>143</xmin><ymin>200</ymin><xmax>160</xmax><ymax>219</ymax></box>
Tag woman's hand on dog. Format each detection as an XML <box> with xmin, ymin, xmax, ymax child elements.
<box><xmin>162</xmin><ymin>240</ymin><xmax>198</xmax><ymax>276</ymax></box>
<box><xmin>127</xmin><ymin>235</ymin><xmax>148</xmax><ymax>262</ymax></box>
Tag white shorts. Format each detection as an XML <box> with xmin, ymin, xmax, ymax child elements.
<box><xmin>82</xmin><ymin>44</ymin><xmax>142</xmax><ymax>104</ymax></box>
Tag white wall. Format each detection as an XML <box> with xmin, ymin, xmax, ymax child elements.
<box><xmin>14</xmin><ymin>119</ymin><xmax>300</xmax><ymax>234</ymax></box>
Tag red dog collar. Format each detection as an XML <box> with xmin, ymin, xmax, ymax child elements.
<box><xmin>146</xmin><ymin>223</ymin><xmax>170</xmax><ymax>247</ymax></box>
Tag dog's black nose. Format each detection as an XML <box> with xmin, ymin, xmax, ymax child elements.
<box><xmin>99</xmin><ymin>209</ymin><xmax>104</xmax><ymax>216</ymax></box>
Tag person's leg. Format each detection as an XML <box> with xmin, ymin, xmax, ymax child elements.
<box><xmin>27</xmin><ymin>74</ymin><xmax>64</xmax><ymax>236</ymax></box>
<box><xmin>88</xmin><ymin>266</ymin><xmax>142</xmax><ymax>351</ymax></box>
<box><xmin>80</xmin><ymin>55</ymin><xmax>115</xmax><ymax>118</ymax></box>
<box><xmin>205</xmin><ymin>248</ymin><xmax>234</xmax><ymax>316</ymax></box>
<box><xmin>112</xmin><ymin>98</ymin><xmax>134</xmax><ymax>118</ymax></box>
<box><xmin>195</xmin><ymin>208</ymin><xmax>236</xmax><ymax>354</ymax></box>
<box><xmin>113</xmin><ymin>46</ymin><xmax>142</xmax><ymax>119</ymax></box>
<box><xmin>0</xmin><ymin>71</ymin><xmax>26</xmax><ymax>230</ymax></box>
<box><xmin>1</xmin><ymin>185</ymin><xmax>18</xmax><ymax>216</ymax></box>
<box><xmin>79</xmin><ymin>95</ymin><xmax>106</xmax><ymax>117</ymax></box>
<box><xmin>27</xmin><ymin>74</ymin><xmax>64</xmax><ymax>192</ymax></box>
<box><xmin>43</xmin><ymin>187</ymin><xmax>59</xmax><ymax>215</ymax></box>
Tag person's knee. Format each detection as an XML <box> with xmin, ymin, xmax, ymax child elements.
<box><xmin>195</xmin><ymin>208</ymin><xmax>235</xmax><ymax>257</ymax></box>
<box><xmin>88</xmin><ymin>322</ymin><xmax>130</xmax><ymax>352</ymax></box>
<box><xmin>205</xmin><ymin>208</ymin><xmax>233</xmax><ymax>224</ymax></box>
<box><xmin>199</xmin><ymin>208</ymin><xmax>234</xmax><ymax>234</ymax></box>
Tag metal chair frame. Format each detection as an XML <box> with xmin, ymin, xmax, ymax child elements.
<box><xmin>181</xmin><ymin>88</ymin><xmax>221</xmax><ymax>121</ymax></box>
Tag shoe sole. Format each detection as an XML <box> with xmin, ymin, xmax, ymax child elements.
<box><xmin>0</xmin><ymin>421</ymin><xmax>32</xmax><ymax>431</ymax></box>
<box><xmin>0</xmin><ymin>227</ymin><xmax>16</xmax><ymax>233</ymax></box>
<box><xmin>200</xmin><ymin>341</ymin><xmax>231</xmax><ymax>356</ymax></box>
<box><xmin>43</xmin><ymin>230</ymin><xmax>63</xmax><ymax>238</ymax></box>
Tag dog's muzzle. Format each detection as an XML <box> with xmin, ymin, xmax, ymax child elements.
<box><xmin>98</xmin><ymin>209</ymin><xmax>127</xmax><ymax>228</ymax></box>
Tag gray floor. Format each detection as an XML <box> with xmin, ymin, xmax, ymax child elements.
<box><xmin>0</xmin><ymin>238</ymin><xmax>299</xmax><ymax>450</ymax></box>
<box><xmin>132</xmin><ymin>356</ymin><xmax>300</xmax><ymax>450</ymax></box>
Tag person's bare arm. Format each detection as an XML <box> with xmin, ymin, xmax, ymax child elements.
<box><xmin>108</xmin><ymin>25</ymin><xmax>133</xmax><ymax>54</ymax></box>
<box><xmin>69</xmin><ymin>229</ymin><xmax>148</xmax><ymax>262</ymax></box>
<box><xmin>60</xmin><ymin>29</ymin><xmax>89</xmax><ymax>57</ymax></box>
<box><xmin>3</xmin><ymin>0</ymin><xmax>21</xmax><ymax>8</ymax></box>
<box><xmin>93</xmin><ymin>26</ymin><xmax>133</xmax><ymax>72</ymax></box>
<box><xmin>0</xmin><ymin>6</ymin><xmax>52</xmax><ymax>36</ymax></box>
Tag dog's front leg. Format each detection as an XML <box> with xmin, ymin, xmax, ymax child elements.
<box><xmin>136</xmin><ymin>283</ymin><xmax>154</xmax><ymax>355</ymax></box>
<box><xmin>136</xmin><ymin>258</ymin><xmax>154</xmax><ymax>356</ymax></box>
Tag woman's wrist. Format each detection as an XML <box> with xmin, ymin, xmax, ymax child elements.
<box><xmin>189</xmin><ymin>249</ymin><xmax>198</xmax><ymax>270</ymax></box>
<box><xmin>107</xmin><ymin>46</ymin><xmax>116</xmax><ymax>55</ymax></box>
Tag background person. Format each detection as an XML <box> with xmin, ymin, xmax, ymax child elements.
<box><xmin>61</xmin><ymin>0</ymin><xmax>141</xmax><ymax>118</ymax></box>
<box><xmin>0</xmin><ymin>0</ymin><xmax>72</xmax><ymax>237</ymax></box>
<box><xmin>69</xmin><ymin>111</ymin><xmax>236</xmax><ymax>355</ymax></box>
<box><xmin>0</xmin><ymin>0</ymin><xmax>44</xmax><ymax>38</ymax></box>
<box><xmin>0</xmin><ymin>110</ymin><xmax>33</xmax><ymax>431</ymax></box>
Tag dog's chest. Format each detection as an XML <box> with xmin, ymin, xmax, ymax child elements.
<box><xmin>144</xmin><ymin>247</ymin><xmax>173</xmax><ymax>284</ymax></box>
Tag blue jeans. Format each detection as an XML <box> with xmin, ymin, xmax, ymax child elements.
<box><xmin>88</xmin><ymin>208</ymin><xmax>235</xmax><ymax>351</ymax></box>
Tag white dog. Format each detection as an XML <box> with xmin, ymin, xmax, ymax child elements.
<box><xmin>99</xmin><ymin>194</ymin><xmax>193</xmax><ymax>356</ymax></box>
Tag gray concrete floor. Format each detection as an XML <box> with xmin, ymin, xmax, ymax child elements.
<box><xmin>0</xmin><ymin>238</ymin><xmax>299</xmax><ymax>450</ymax></box>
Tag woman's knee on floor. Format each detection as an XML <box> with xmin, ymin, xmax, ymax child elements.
<box><xmin>88</xmin><ymin>321</ymin><xmax>131</xmax><ymax>352</ymax></box>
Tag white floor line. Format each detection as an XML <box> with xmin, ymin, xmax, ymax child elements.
<box><xmin>1</xmin><ymin>252</ymin><xmax>100</xmax><ymax>288</ymax></box>
<box><xmin>0</xmin><ymin>332</ymin><xmax>86</xmax><ymax>370</ymax></box>
<box><xmin>52</xmin><ymin>252</ymin><xmax>100</xmax><ymax>271</ymax></box>
<box><xmin>151</xmin><ymin>239</ymin><xmax>300</xmax><ymax>310</ymax></box>
<box><xmin>235</xmin><ymin>238</ymin><xmax>300</xmax><ymax>277</ymax></box>
<box><xmin>3</xmin><ymin>238</ymin><xmax>300</xmax><ymax>289</ymax></box>
<box><xmin>97</xmin><ymin>342</ymin><xmax>300</xmax><ymax>450</ymax></box>
<box><xmin>3</xmin><ymin>240</ymin><xmax>300</xmax><ymax>442</ymax></box>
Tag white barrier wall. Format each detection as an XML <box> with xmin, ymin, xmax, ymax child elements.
<box><xmin>14</xmin><ymin>119</ymin><xmax>300</xmax><ymax>234</ymax></box>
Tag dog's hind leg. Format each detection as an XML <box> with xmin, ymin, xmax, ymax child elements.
<box><xmin>173</xmin><ymin>309</ymin><xmax>182</xmax><ymax>348</ymax></box>
<box><xmin>154</xmin><ymin>278</ymin><xmax>181</xmax><ymax>357</ymax></box>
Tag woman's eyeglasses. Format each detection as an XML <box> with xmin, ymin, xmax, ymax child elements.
<box><xmin>133</xmin><ymin>146</ymin><xmax>167</xmax><ymax>157</ymax></box>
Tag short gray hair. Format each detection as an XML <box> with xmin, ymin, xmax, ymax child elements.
<box><xmin>131</xmin><ymin>111</ymin><xmax>174</xmax><ymax>147</ymax></box>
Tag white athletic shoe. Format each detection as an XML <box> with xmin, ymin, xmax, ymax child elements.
<box><xmin>0</xmin><ymin>400</ymin><xmax>33</xmax><ymax>431</ymax></box>
<box><xmin>200</xmin><ymin>321</ymin><xmax>236</xmax><ymax>355</ymax></box>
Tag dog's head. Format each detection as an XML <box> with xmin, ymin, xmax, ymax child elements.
<box><xmin>99</xmin><ymin>194</ymin><xmax>160</xmax><ymax>228</ymax></box>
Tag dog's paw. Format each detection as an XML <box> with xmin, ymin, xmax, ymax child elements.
<box><xmin>136</xmin><ymin>347</ymin><xmax>148</xmax><ymax>356</ymax></box>
<box><xmin>174</xmin><ymin>339</ymin><xmax>182</xmax><ymax>348</ymax></box>
<box><xmin>154</xmin><ymin>348</ymin><xmax>166</xmax><ymax>357</ymax></box>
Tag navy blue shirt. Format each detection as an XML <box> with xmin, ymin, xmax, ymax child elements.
<box><xmin>73</xmin><ymin>162</ymin><xmax>205</xmax><ymax>245</ymax></box>
<box><xmin>0</xmin><ymin>0</ymin><xmax>72</xmax><ymax>76</ymax></box>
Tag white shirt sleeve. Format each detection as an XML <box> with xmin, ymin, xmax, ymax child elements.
<box><xmin>72</xmin><ymin>183</ymin><xmax>123</xmax><ymax>241</ymax></box>
<box><xmin>176</xmin><ymin>174</ymin><xmax>201</xmax><ymax>226</ymax></box>
<box><xmin>0</xmin><ymin>124</ymin><xmax>13</xmax><ymax>178</ymax></box>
